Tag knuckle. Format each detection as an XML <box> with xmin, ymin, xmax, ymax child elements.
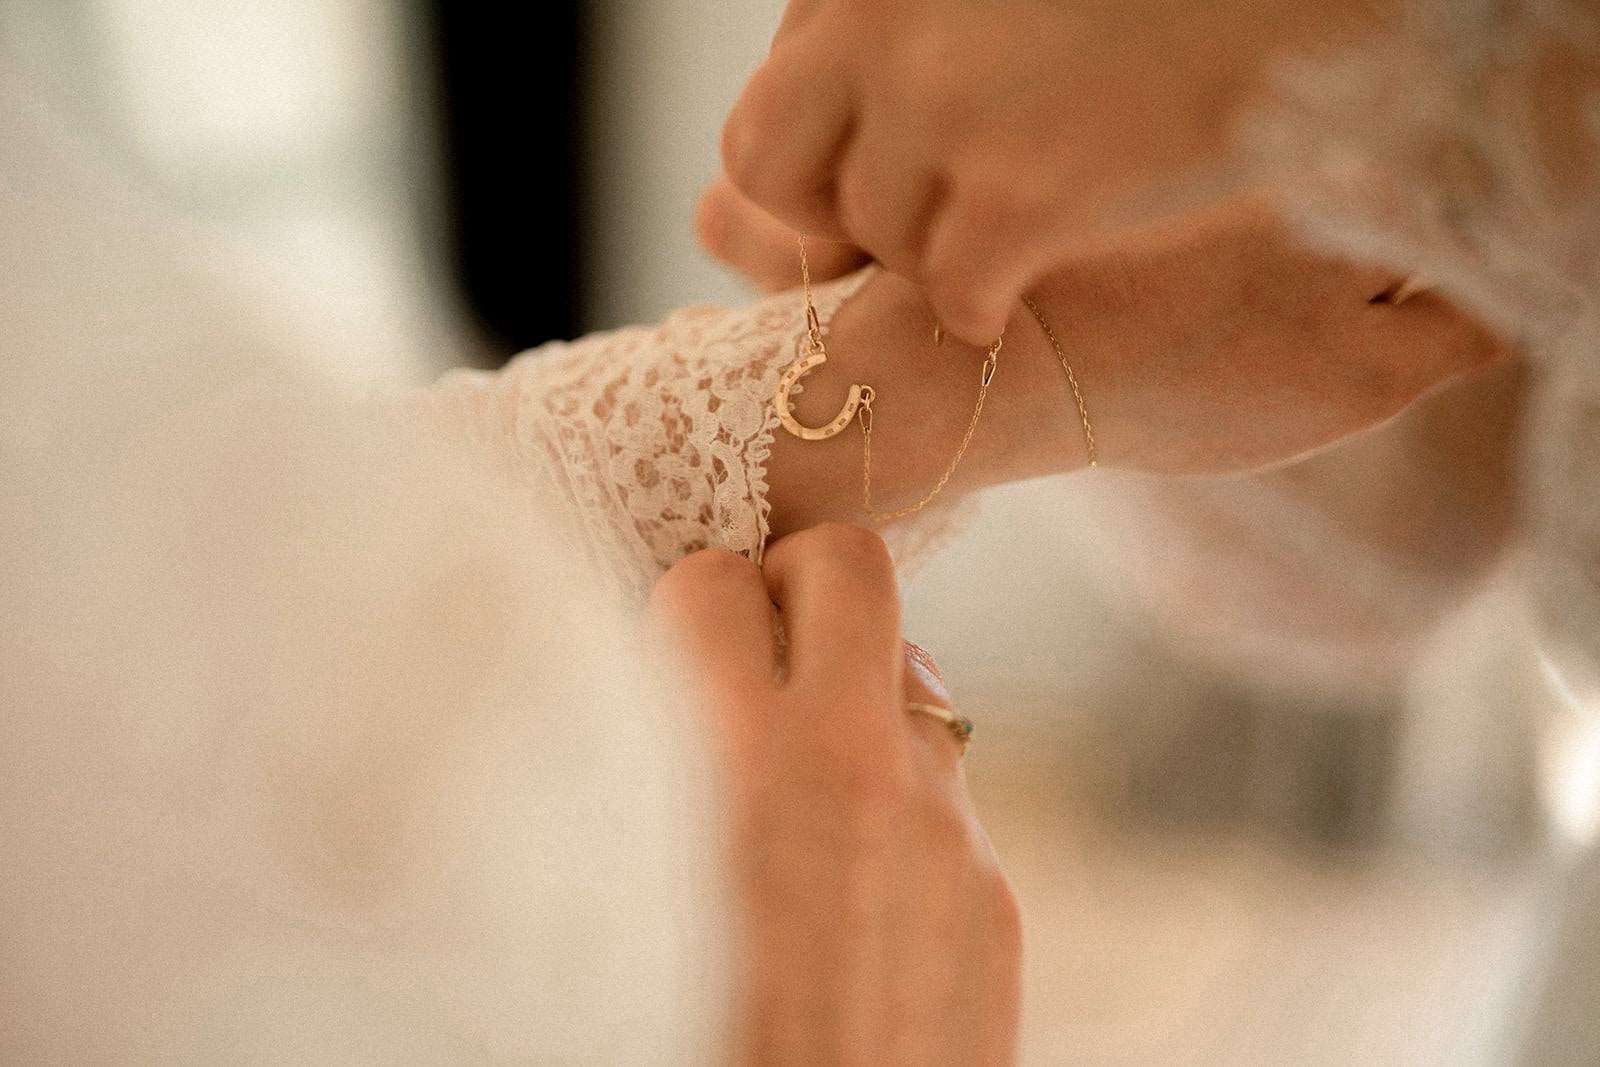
<box><xmin>890</xmin><ymin>19</ymin><xmax>960</xmax><ymax>97</ymax></box>
<box><xmin>805</xmin><ymin>521</ymin><xmax>894</xmax><ymax>574</ymax></box>
<box><xmin>651</xmin><ymin>548</ymin><xmax>755</xmax><ymax>610</ymax></box>
<box><xmin>693</xmin><ymin>184</ymin><xmax>734</xmax><ymax>257</ymax></box>
<box><xmin>770</xmin><ymin>522</ymin><xmax>895</xmax><ymax>588</ymax></box>
<box><xmin>681</xmin><ymin>545</ymin><xmax>758</xmax><ymax>585</ymax></box>
<box><xmin>914</xmin><ymin>791</ymin><xmax>972</xmax><ymax>851</ymax></box>
<box><xmin>989</xmin><ymin>874</ymin><xmax>1024</xmax><ymax>954</ymax></box>
<box><xmin>881</xmin><ymin>73</ymin><xmax>938</xmax><ymax>131</ymax></box>
<box><xmin>723</xmin><ymin>74</ymin><xmax>785</xmax><ymax>195</ymax></box>
<box><xmin>833</xmin><ymin>756</ymin><xmax>914</xmax><ymax>830</ymax></box>
<box><xmin>723</xmin><ymin>133</ymin><xmax>767</xmax><ymax>199</ymax></box>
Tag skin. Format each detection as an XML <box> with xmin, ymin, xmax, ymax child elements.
<box><xmin>668</xmin><ymin>1</ymin><xmax>1571</xmax><ymax>1056</ymax></box>
<box><xmin>719</xmin><ymin>0</ymin><xmax>1403</xmax><ymax>343</ymax></box>
<box><xmin>649</xmin><ymin>525</ymin><xmax>1022</xmax><ymax>1064</ymax></box>
<box><xmin>746</xmin><ymin>192</ymin><xmax>1510</xmax><ymax>539</ymax></box>
<box><xmin>699</xmin><ymin>0</ymin><xmax>1523</xmax><ymax>670</ymax></box>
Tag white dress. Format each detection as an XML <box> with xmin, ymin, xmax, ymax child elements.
<box><xmin>0</xmin><ymin>64</ymin><xmax>729</xmax><ymax>1062</ymax></box>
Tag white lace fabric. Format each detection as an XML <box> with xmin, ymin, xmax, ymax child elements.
<box><xmin>426</xmin><ymin>270</ymin><xmax>874</xmax><ymax>601</ymax></box>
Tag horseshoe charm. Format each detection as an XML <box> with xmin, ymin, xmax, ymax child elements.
<box><xmin>772</xmin><ymin>326</ymin><xmax>874</xmax><ymax>442</ymax></box>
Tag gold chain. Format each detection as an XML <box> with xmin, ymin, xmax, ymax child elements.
<box><xmin>1022</xmin><ymin>295</ymin><xmax>1098</xmax><ymax>467</ymax></box>
<box><xmin>858</xmin><ymin>340</ymin><xmax>998</xmax><ymax>523</ymax></box>
<box><xmin>795</xmin><ymin>237</ymin><xmax>1001</xmax><ymax>524</ymax></box>
<box><xmin>799</xmin><ymin>235</ymin><xmax>827</xmax><ymax>350</ymax></box>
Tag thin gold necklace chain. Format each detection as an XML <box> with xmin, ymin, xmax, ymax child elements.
<box><xmin>800</xmin><ymin>239</ymin><xmax>1001</xmax><ymax>523</ymax></box>
<box><xmin>1022</xmin><ymin>295</ymin><xmax>1099</xmax><ymax>468</ymax></box>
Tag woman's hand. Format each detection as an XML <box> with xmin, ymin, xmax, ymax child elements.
<box><xmin>715</xmin><ymin>0</ymin><xmax>1391</xmax><ymax>343</ymax></box>
<box><xmin>719</xmin><ymin>0</ymin><xmax>1119</xmax><ymax>340</ymax></box>
<box><xmin>696</xmin><ymin>174</ymin><xmax>867</xmax><ymax>294</ymax></box>
<box><xmin>1020</xmin><ymin>195</ymin><xmax>1512</xmax><ymax>475</ymax></box>
<box><xmin>757</xmin><ymin>193</ymin><xmax>1511</xmax><ymax>543</ymax></box>
<box><xmin>648</xmin><ymin>525</ymin><xmax>1022</xmax><ymax>1064</ymax></box>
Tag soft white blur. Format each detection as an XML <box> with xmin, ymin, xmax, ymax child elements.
<box><xmin>582</xmin><ymin>0</ymin><xmax>787</xmax><ymax>327</ymax></box>
<box><xmin>4</xmin><ymin>1</ymin><xmax>1596</xmax><ymax>1063</ymax></box>
<box><xmin>0</xmin><ymin>0</ymin><xmax>465</xmax><ymax>382</ymax></box>
<box><xmin>0</xmin><ymin>48</ymin><xmax>725</xmax><ymax>1063</ymax></box>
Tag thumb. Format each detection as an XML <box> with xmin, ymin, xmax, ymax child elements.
<box><xmin>696</xmin><ymin>175</ymin><xmax>867</xmax><ymax>293</ymax></box>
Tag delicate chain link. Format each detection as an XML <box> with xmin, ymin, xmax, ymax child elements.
<box><xmin>800</xmin><ymin>238</ymin><xmax>826</xmax><ymax>352</ymax></box>
<box><xmin>1022</xmin><ymin>295</ymin><xmax>1098</xmax><ymax>468</ymax></box>
<box><xmin>859</xmin><ymin>340</ymin><xmax>999</xmax><ymax>523</ymax></box>
<box><xmin>795</xmin><ymin>245</ymin><xmax>1100</xmax><ymax>518</ymax></box>
<box><xmin>798</xmin><ymin>237</ymin><xmax>1001</xmax><ymax>524</ymax></box>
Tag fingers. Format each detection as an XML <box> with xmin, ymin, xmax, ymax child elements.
<box><xmin>1358</xmin><ymin>294</ymin><xmax>1511</xmax><ymax>425</ymax></box>
<box><xmin>900</xmin><ymin>640</ymin><xmax>967</xmax><ymax>775</ymax></box>
<box><xmin>725</xmin><ymin>89</ymin><xmax>1072</xmax><ymax>343</ymax></box>
<box><xmin>648</xmin><ymin>549</ymin><xmax>779</xmax><ymax>700</ymax></box>
<box><xmin>834</xmin><ymin>114</ymin><xmax>949</xmax><ymax>279</ymax></box>
<box><xmin>921</xmin><ymin>164</ymin><xmax>1077</xmax><ymax>344</ymax></box>
<box><xmin>761</xmin><ymin>523</ymin><xmax>902</xmax><ymax>702</ymax></box>
<box><xmin>695</xmin><ymin>176</ymin><xmax>866</xmax><ymax>293</ymax></box>
<box><xmin>723</xmin><ymin>27</ymin><xmax>855</xmax><ymax>240</ymax></box>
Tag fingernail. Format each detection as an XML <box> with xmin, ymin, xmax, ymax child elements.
<box><xmin>903</xmin><ymin>640</ymin><xmax>951</xmax><ymax>701</ymax></box>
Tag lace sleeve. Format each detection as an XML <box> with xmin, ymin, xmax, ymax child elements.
<box><xmin>425</xmin><ymin>271</ymin><xmax>888</xmax><ymax>602</ymax></box>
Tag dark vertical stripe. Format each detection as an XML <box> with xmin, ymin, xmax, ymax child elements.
<box><xmin>422</xmin><ymin>1</ymin><xmax>585</xmax><ymax>360</ymax></box>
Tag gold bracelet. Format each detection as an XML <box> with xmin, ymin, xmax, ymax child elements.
<box><xmin>1021</xmin><ymin>296</ymin><xmax>1098</xmax><ymax>468</ymax></box>
<box><xmin>772</xmin><ymin>237</ymin><xmax>1001</xmax><ymax>523</ymax></box>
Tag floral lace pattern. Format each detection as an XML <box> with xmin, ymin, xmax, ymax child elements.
<box><xmin>428</xmin><ymin>271</ymin><xmax>873</xmax><ymax>601</ymax></box>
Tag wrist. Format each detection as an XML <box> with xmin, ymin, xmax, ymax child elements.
<box><xmin>1021</xmin><ymin>250</ymin><xmax>1168</xmax><ymax>474</ymax></box>
<box><xmin>835</xmin><ymin>272</ymin><xmax>1095</xmax><ymax>486</ymax></box>
<box><xmin>761</xmin><ymin>268</ymin><xmax>1102</xmax><ymax>538</ymax></box>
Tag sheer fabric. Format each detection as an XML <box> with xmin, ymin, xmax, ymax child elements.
<box><xmin>428</xmin><ymin>268</ymin><xmax>961</xmax><ymax>602</ymax></box>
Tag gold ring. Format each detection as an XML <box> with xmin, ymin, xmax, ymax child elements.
<box><xmin>906</xmin><ymin>702</ymin><xmax>975</xmax><ymax>750</ymax></box>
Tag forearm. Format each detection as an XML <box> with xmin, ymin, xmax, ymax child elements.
<box><xmin>439</xmin><ymin>191</ymin><xmax>1502</xmax><ymax>596</ymax></box>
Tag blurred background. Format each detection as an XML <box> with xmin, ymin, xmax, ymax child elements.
<box><xmin>2</xmin><ymin>2</ymin><xmax>1593</xmax><ymax>1062</ymax></box>
<box><xmin>0</xmin><ymin>0</ymin><xmax>768</xmax><ymax>371</ymax></box>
